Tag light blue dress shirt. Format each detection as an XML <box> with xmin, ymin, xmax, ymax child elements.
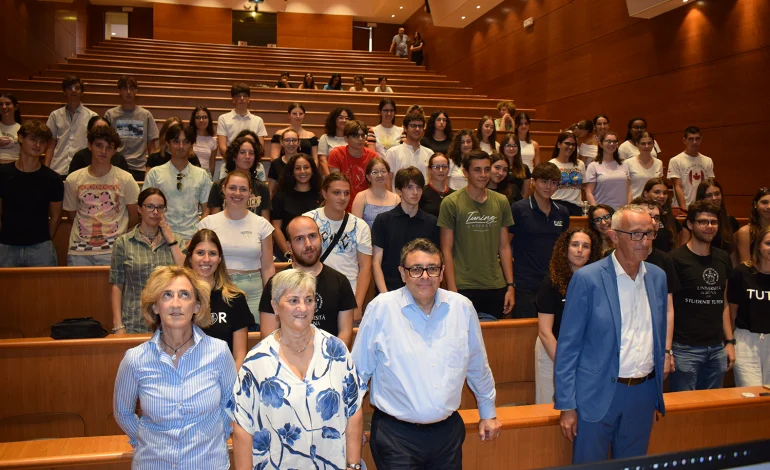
<box><xmin>113</xmin><ymin>325</ymin><xmax>237</xmax><ymax>470</ymax></box>
<box><xmin>351</xmin><ymin>287</ymin><xmax>497</xmax><ymax>424</ymax></box>
<box><xmin>143</xmin><ymin>161</ymin><xmax>210</xmax><ymax>240</ymax></box>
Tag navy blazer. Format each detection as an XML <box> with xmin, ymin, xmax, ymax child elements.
<box><xmin>554</xmin><ymin>255</ymin><xmax>667</xmax><ymax>422</ymax></box>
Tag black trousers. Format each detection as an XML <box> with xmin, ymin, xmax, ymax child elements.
<box><xmin>127</xmin><ymin>168</ymin><xmax>145</xmax><ymax>182</ymax></box>
<box><xmin>458</xmin><ymin>287</ymin><xmax>507</xmax><ymax>319</ymax></box>
<box><xmin>558</xmin><ymin>200</ymin><xmax>584</xmax><ymax>216</ymax></box>
<box><xmin>370</xmin><ymin>409</ymin><xmax>465</xmax><ymax>470</ymax></box>
<box><xmin>510</xmin><ymin>287</ymin><xmax>538</xmax><ymax>319</ymax></box>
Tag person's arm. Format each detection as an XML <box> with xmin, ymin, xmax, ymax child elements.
<box><xmin>159</xmin><ymin>217</ymin><xmax>184</xmax><ymax>266</ymax></box>
<box><xmin>260</xmin><ymin>236</ymin><xmax>275</xmax><ymax>287</ymax></box>
<box><xmin>736</xmin><ymin>226</ymin><xmax>751</xmax><ymax>264</ymax></box>
<box><xmin>217</xmin><ymin>135</ymin><xmax>228</xmax><ymax>158</ymax></box>
<box><xmin>440</xmin><ymin>227</ymin><xmax>458</xmax><ymax>291</ymax></box>
<box><xmin>722</xmin><ymin>288</ymin><xmax>735</xmax><ymax>371</ymax></box>
<box><xmin>318</xmin><ymin>154</ymin><xmax>330</xmax><ymax>177</ymax></box>
<box><xmin>729</xmin><ymin>303</ymin><xmax>739</xmax><ymax>329</ymax></box>
<box><xmin>538</xmin><ymin>313</ymin><xmax>558</xmax><ymax>361</ymax></box>
<box><xmin>232</xmin><ymin>327</ymin><xmax>248</xmax><ymax>370</ymax></box>
<box><xmin>337</xmin><ymin>308</ymin><xmax>354</xmax><ymax>350</ymax></box>
<box><xmin>232</xmin><ymin>424</ymin><xmax>254</xmax><ymax>469</ymax></box>
<box><xmin>270</xmin><ymin>221</ymin><xmax>288</xmax><ymax>257</ymax></box>
<box><xmin>344</xmin><ymin>407</ymin><xmax>364</xmax><ymax>465</ymax></box>
<box><xmin>113</xmin><ymin>352</ymin><xmax>140</xmax><ymax>442</ymax></box>
<box><xmin>532</xmin><ymin>141</ymin><xmax>541</xmax><ymax>166</ymax></box>
<box><xmin>584</xmin><ymin>182</ymin><xmax>597</xmax><ymax>206</ymax></box>
<box><xmin>65</xmin><ymin>210</ymin><xmax>76</xmax><ymax>222</ymax></box>
<box><xmin>208</xmin><ymin>149</ymin><xmax>217</xmax><ymax>176</ymax></box>
<box><xmin>498</xmin><ymin>227</ymin><xmax>515</xmax><ymax>315</ymax></box>
<box><xmin>48</xmin><ymin>201</ymin><xmax>62</xmax><ymax>239</ymax></box>
<box><xmin>678</xmin><ymin>226</ymin><xmax>691</xmax><ymax>247</ymax></box>
<box><xmin>389</xmin><ymin>38</ymin><xmax>395</xmax><ymax>53</ymax></box>
<box><xmin>311</xmin><ymin>143</ymin><xmax>319</xmax><ymax>168</ymax></box>
<box><xmin>44</xmin><ymin>140</ymin><xmax>56</xmax><ymax>167</ymax></box>
<box><xmin>126</xmin><ymin>204</ymin><xmax>139</xmax><ymax>229</ymax></box>
<box><xmin>672</xmin><ymin>178</ymin><xmax>686</xmax><ymax>211</ymax></box>
<box><xmin>665</xmin><ymin>293</ymin><xmax>675</xmax><ymax>379</ymax></box>
<box><xmin>350</xmin><ymin>192</ymin><xmax>366</xmax><ymax>219</ymax></box>
<box><xmin>626</xmin><ymin>178</ymin><xmax>632</xmax><ymax>204</ymax></box>
<box><xmin>372</xmin><ymin>246</ymin><xmax>388</xmax><ymax>293</ymax></box>
<box><xmin>465</xmin><ymin>310</ymin><xmax>501</xmax><ymax>440</ymax></box>
<box><xmin>354</xmin><ymin>252</ymin><xmax>372</xmax><ymax>322</ymax></box>
<box><xmin>111</xmin><ymin>284</ymin><xmax>126</xmax><ymax>335</ymax></box>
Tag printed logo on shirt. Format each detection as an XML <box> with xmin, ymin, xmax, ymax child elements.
<box><xmin>70</xmin><ymin>184</ymin><xmax>124</xmax><ymax>252</ymax></box>
<box><xmin>703</xmin><ymin>268</ymin><xmax>719</xmax><ymax>286</ymax></box>
<box><xmin>211</xmin><ymin>311</ymin><xmax>228</xmax><ymax>324</ymax></box>
<box><xmin>558</xmin><ymin>167</ymin><xmax>583</xmax><ymax>189</ymax></box>
<box><xmin>554</xmin><ymin>220</ymin><xmax>563</xmax><ymax>227</ymax></box>
<box><xmin>115</xmin><ymin>119</ymin><xmax>144</xmax><ymax>139</ymax></box>
<box><xmin>747</xmin><ymin>289</ymin><xmax>770</xmax><ymax>301</ymax></box>
<box><xmin>465</xmin><ymin>211</ymin><xmax>498</xmax><ymax>227</ymax></box>
<box><xmin>315</xmin><ymin>292</ymin><xmax>323</xmax><ymax>313</ymax></box>
<box><xmin>241</xmin><ymin>230</ymin><xmax>253</xmax><ymax>238</ymax></box>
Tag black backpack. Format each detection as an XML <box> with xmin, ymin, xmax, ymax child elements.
<box><xmin>51</xmin><ymin>317</ymin><xmax>109</xmax><ymax>339</ymax></box>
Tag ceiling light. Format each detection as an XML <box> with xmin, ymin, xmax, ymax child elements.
<box><xmin>392</xmin><ymin>14</ymin><xmax>396</xmax><ymax>17</ymax></box>
<box><xmin>461</xmin><ymin>16</ymin><xmax>466</xmax><ymax>19</ymax></box>
<box><xmin>400</xmin><ymin>6</ymin><xmax>403</xmax><ymax>9</ymax></box>
<box><xmin>111</xmin><ymin>32</ymin><xmax>116</xmax><ymax>36</ymax></box>
<box><xmin>476</xmin><ymin>5</ymin><xmax>481</xmax><ymax>8</ymax></box>
<box><xmin>682</xmin><ymin>0</ymin><xmax>688</xmax><ymax>2</ymax></box>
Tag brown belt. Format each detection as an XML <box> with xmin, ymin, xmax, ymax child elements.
<box><xmin>618</xmin><ymin>370</ymin><xmax>656</xmax><ymax>386</ymax></box>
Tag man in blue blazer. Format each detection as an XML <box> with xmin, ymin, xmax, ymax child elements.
<box><xmin>554</xmin><ymin>205</ymin><xmax>668</xmax><ymax>464</ymax></box>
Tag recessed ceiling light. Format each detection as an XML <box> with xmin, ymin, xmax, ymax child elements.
<box><xmin>400</xmin><ymin>6</ymin><xmax>403</xmax><ymax>9</ymax></box>
<box><xmin>461</xmin><ymin>16</ymin><xmax>466</xmax><ymax>19</ymax></box>
<box><xmin>476</xmin><ymin>5</ymin><xmax>481</xmax><ymax>8</ymax></box>
<box><xmin>682</xmin><ymin>0</ymin><xmax>688</xmax><ymax>2</ymax></box>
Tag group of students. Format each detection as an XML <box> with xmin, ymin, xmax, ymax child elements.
<box><xmin>274</xmin><ymin>71</ymin><xmax>397</xmax><ymax>93</ymax></box>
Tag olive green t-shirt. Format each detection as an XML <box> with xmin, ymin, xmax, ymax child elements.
<box><xmin>437</xmin><ymin>188</ymin><xmax>513</xmax><ymax>290</ymax></box>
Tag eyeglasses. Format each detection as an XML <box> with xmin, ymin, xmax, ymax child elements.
<box><xmin>282</xmin><ymin>138</ymin><xmax>299</xmax><ymax>144</ymax></box>
<box><xmin>504</xmin><ymin>143</ymin><xmax>518</xmax><ymax>149</ymax></box>
<box><xmin>651</xmin><ymin>215</ymin><xmax>661</xmax><ymax>223</ymax></box>
<box><xmin>194</xmin><ymin>115</ymin><xmax>208</xmax><ymax>121</ymax></box>
<box><xmin>562</xmin><ymin>142</ymin><xmax>576</xmax><ymax>148</ymax></box>
<box><xmin>430</xmin><ymin>164</ymin><xmax>449</xmax><ymax>170</ymax></box>
<box><xmin>349</xmin><ymin>133</ymin><xmax>367</xmax><ymax>140</ymax></box>
<box><xmin>592</xmin><ymin>214</ymin><xmax>612</xmax><ymax>224</ymax></box>
<box><xmin>143</xmin><ymin>204</ymin><xmax>166</xmax><ymax>213</ymax></box>
<box><xmin>613</xmin><ymin>229</ymin><xmax>658</xmax><ymax>241</ymax></box>
<box><xmin>604</xmin><ymin>140</ymin><xmax>619</xmax><ymax>145</ymax></box>
<box><xmin>693</xmin><ymin>219</ymin><xmax>719</xmax><ymax>228</ymax></box>
<box><xmin>435</xmin><ymin>118</ymin><xmax>447</xmax><ymax>122</ymax></box>
<box><xmin>176</xmin><ymin>173</ymin><xmax>184</xmax><ymax>191</ymax></box>
<box><xmin>402</xmin><ymin>265</ymin><xmax>442</xmax><ymax>278</ymax></box>
<box><xmin>370</xmin><ymin>170</ymin><xmax>388</xmax><ymax>176</ymax></box>
<box><xmin>408</xmin><ymin>123</ymin><xmax>425</xmax><ymax>129</ymax></box>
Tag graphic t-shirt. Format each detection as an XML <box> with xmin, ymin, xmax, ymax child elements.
<box><xmin>666</xmin><ymin>152</ymin><xmax>715</xmax><ymax>208</ymax></box>
<box><xmin>63</xmin><ymin>166</ymin><xmax>140</xmax><ymax>255</ymax></box>
<box><xmin>259</xmin><ymin>265</ymin><xmax>357</xmax><ymax>336</ymax></box>
<box><xmin>437</xmin><ymin>188</ymin><xmax>514</xmax><ymax>290</ymax></box>
<box><xmin>203</xmin><ymin>289</ymin><xmax>255</xmax><ymax>353</ymax></box>
<box><xmin>670</xmin><ymin>245</ymin><xmax>733</xmax><ymax>346</ymax></box>
<box><xmin>549</xmin><ymin>158</ymin><xmax>585</xmax><ymax>206</ymax></box>
<box><xmin>103</xmin><ymin>106</ymin><xmax>160</xmax><ymax>170</ymax></box>
<box><xmin>727</xmin><ymin>264</ymin><xmax>770</xmax><ymax>334</ymax></box>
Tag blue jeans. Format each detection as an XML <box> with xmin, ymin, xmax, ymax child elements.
<box><xmin>669</xmin><ymin>342</ymin><xmax>727</xmax><ymax>391</ymax></box>
<box><xmin>67</xmin><ymin>253</ymin><xmax>112</xmax><ymax>266</ymax></box>
<box><xmin>0</xmin><ymin>241</ymin><xmax>58</xmax><ymax>267</ymax></box>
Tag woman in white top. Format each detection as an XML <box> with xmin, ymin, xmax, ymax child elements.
<box><xmin>190</xmin><ymin>106</ymin><xmax>217</xmax><ymax>177</ymax></box>
<box><xmin>269</xmin><ymin>102</ymin><xmax>318</xmax><ymax>167</ymax></box>
<box><xmin>349</xmin><ymin>75</ymin><xmax>368</xmax><ymax>92</ymax></box>
<box><xmin>373</xmin><ymin>76</ymin><xmax>394</xmax><ymax>93</ymax></box>
<box><xmin>0</xmin><ymin>93</ymin><xmax>22</xmax><ymax>164</ymax></box>
<box><xmin>549</xmin><ymin>132</ymin><xmax>585</xmax><ymax>216</ymax></box>
<box><xmin>476</xmin><ymin>116</ymin><xmax>499</xmax><ymax>155</ymax></box>
<box><xmin>585</xmin><ymin>131</ymin><xmax>631</xmax><ymax>210</ymax></box>
<box><xmin>573</xmin><ymin>119</ymin><xmax>598</xmax><ymax>167</ymax></box>
<box><xmin>618</xmin><ymin>117</ymin><xmax>661</xmax><ymax>161</ymax></box>
<box><xmin>446</xmin><ymin>129</ymin><xmax>480</xmax><ymax>190</ymax></box>
<box><xmin>351</xmin><ymin>157</ymin><xmax>400</xmax><ymax>228</ymax></box>
<box><xmin>367</xmin><ymin>98</ymin><xmax>403</xmax><ymax>158</ymax></box>
<box><xmin>197</xmin><ymin>169</ymin><xmax>275</xmax><ymax>320</ymax></box>
<box><xmin>318</xmin><ymin>107</ymin><xmax>354</xmax><ymax>177</ymax></box>
<box><xmin>515</xmin><ymin>112</ymin><xmax>540</xmax><ymax>171</ymax></box>
<box><xmin>625</xmin><ymin>130</ymin><xmax>663</xmax><ymax>199</ymax></box>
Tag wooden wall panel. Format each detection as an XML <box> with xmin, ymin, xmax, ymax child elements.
<box><xmin>352</xmin><ymin>21</ymin><xmax>401</xmax><ymax>54</ymax></box>
<box><xmin>86</xmin><ymin>5</ymin><xmax>153</xmax><ymax>49</ymax></box>
<box><xmin>277</xmin><ymin>12</ymin><xmax>352</xmax><ymax>50</ymax></box>
<box><xmin>153</xmin><ymin>4</ymin><xmax>231</xmax><ymax>45</ymax></box>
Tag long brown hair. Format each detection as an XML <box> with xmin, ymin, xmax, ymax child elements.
<box><xmin>184</xmin><ymin>229</ymin><xmax>245</xmax><ymax>306</ymax></box>
<box><xmin>695</xmin><ymin>178</ymin><xmax>735</xmax><ymax>254</ymax></box>
<box><xmin>748</xmin><ymin>187</ymin><xmax>770</xmax><ymax>244</ymax></box>
<box><xmin>746</xmin><ymin>225</ymin><xmax>770</xmax><ymax>271</ymax></box>
<box><xmin>549</xmin><ymin>228</ymin><xmax>602</xmax><ymax>297</ymax></box>
<box><xmin>643</xmin><ymin>177</ymin><xmax>679</xmax><ymax>249</ymax></box>
<box><xmin>500</xmin><ymin>133</ymin><xmax>527</xmax><ymax>179</ymax></box>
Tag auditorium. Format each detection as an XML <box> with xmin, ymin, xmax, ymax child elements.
<box><xmin>1</xmin><ymin>0</ymin><xmax>769</xmax><ymax>468</ymax></box>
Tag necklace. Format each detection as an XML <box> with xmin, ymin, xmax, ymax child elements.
<box><xmin>160</xmin><ymin>332</ymin><xmax>193</xmax><ymax>361</ymax></box>
<box><xmin>277</xmin><ymin>329</ymin><xmax>313</xmax><ymax>354</ymax></box>
<box><xmin>139</xmin><ymin>226</ymin><xmax>160</xmax><ymax>239</ymax></box>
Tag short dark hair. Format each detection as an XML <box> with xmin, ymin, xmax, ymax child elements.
<box><xmin>117</xmin><ymin>75</ymin><xmax>137</xmax><ymax>89</ymax></box>
<box><xmin>17</xmin><ymin>120</ymin><xmax>53</xmax><ymax>141</ymax></box>
<box><xmin>324</xmin><ymin>107</ymin><xmax>355</xmax><ymax>136</ymax></box>
<box><xmin>164</xmin><ymin>123</ymin><xmax>196</xmax><ymax>145</ymax></box>
<box><xmin>399</xmin><ymin>238</ymin><xmax>443</xmax><ymax>266</ymax></box>
<box><xmin>684</xmin><ymin>126</ymin><xmax>701</xmax><ymax>138</ymax></box>
<box><xmin>402</xmin><ymin>112</ymin><xmax>425</xmax><ymax>129</ymax></box>
<box><xmin>86</xmin><ymin>115</ymin><xmax>110</xmax><ymax>132</ymax></box>
<box><xmin>343</xmin><ymin>120</ymin><xmax>368</xmax><ymax>138</ymax></box>
<box><xmin>378</xmin><ymin>76</ymin><xmax>387</xmax><ymax>82</ymax></box>
<box><xmin>531</xmin><ymin>162</ymin><xmax>561</xmax><ymax>181</ymax></box>
<box><xmin>686</xmin><ymin>200</ymin><xmax>720</xmax><ymax>227</ymax></box>
<box><xmin>230</xmin><ymin>82</ymin><xmax>250</xmax><ymax>97</ymax></box>
<box><xmin>462</xmin><ymin>149</ymin><xmax>491</xmax><ymax>171</ymax></box>
<box><xmin>61</xmin><ymin>75</ymin><xmax>84</xmax><ymax>92</ymax></box>
<box><xmin>394</xmin><ymin>167</ymin><xmax>425</xmax><ymax>190</ymax></box>
<box><xmin>87</xmin><ymin>125</ymin><xmax>121</xmax><ymax>148</ymax></box>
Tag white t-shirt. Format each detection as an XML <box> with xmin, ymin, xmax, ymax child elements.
<box><xmin>448</xmin><ymin>160</ymin><xmax>467</xmax><ymax>190</ymax></box>
<box><xmin>197</xmin><ymin>211</ymin><xmax>273</xmax><ymax>271</ymax></box>
<box><xmin>303</xmin><ymin>208</ymin><xmax>372</xmax><ymax>293</ymax></box>
<box><xmin>383</xmin><ymin>143</ymin><xmax>434</xmax><ymax>190</ymax></box>
<box><xmin>618</xmin><ymin>139</ymin><xmax>660</xmax><ymax>161</ymax></box>
<box><xmin>63</xmin><ymin>166</ymin><xmax>140</xmax><ymax>255</ymax></box>
<box><xmin>479</xmin><ymin>140</ymin><xmax>500</xmax><ymax>155</ymax></box>
<box><xmin>579</xmin><ymin>142</ymin><xmax>598</xmax><ymax>166</ymax></box>
<box><xmin>216</xmin><ymin>110</ymin><xmax>268</xmax><ymax>146</ymax></box>
<box><xmin>519</xmin><ymin>140</ymin><xmax>535</xmax><ymax>171</ymax></box>
<box><xmin>369</xmin><ymin>124</ymin><xmax>404</xmax><ymax>158</ymax></box>
<box><xmin>192</xmin><ymin>135</ymin><xmax>218</xmax><ymax>175</ymax></box>
<box><xmin>666</xmin><ymin>152</ymin><xmax>715</xmax><ymax>208</ymax></box>
<box><xmin>318</xmin><ymin>134</ymin><xmax>346</xmax><ymax>156</ymax></box>
<box><xmin>625</xmin><ymin>157</ymin><xmax>663</xmax><ymax>199</ymax></box>
<box><xmin>585</xmin><ymin>160</ymin><xmax>630</xmax><ymax>210</ymax></box>
<box><xmin>0</xmin><ymin>122</ymin><xmax>20</xmax><ymax>163</ymax></box>
<box><xmin>549</xmin><ymin>158</ymin><xmax>585</xmax><ymax>207</ymax></box>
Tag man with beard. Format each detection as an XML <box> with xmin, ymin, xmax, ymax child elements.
<box><xmin>259</xmin><ymin>215</ymin><xmax>357</xmax><ymax>348</ymax></box>
<box><xmin>669</xmin><ymin>199</ymin><xmax>735</xmax><ymax>391</ymax></box>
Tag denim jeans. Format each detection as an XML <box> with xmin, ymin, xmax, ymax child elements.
<box><xmin>733</xmin><ymin>328</ymin><xmax>770</xmax><ymax>387</ymax></box>
<box><xmin>67</xmin><ymin>253</ymin><xmax>113</xmax><ymax>266</ymax></box>
<box><xmin>0</xmin><ymin>241</ymin><xmax>58</xmax><ymax>267</ymax></box>
<box><xmin>669</xmin><ymin>341</ymin><xmax>727</xmax><ymax>391</ymax></box>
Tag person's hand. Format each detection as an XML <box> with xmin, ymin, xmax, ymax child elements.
<box><xmin>0</xmin><ymin>136</ymin><xmax>12</xmax><ymax>147</ymax></box>
<box><xmin>664</xmin><ymin>352</ymin><xmax>672</xmax><ymax>379</ymax></box>
<box><xmin>159</xmin><ymin>214</ymin><xmax>174</xmax><ymax>243</ymax></box>
<box><xmin>669</xmin><ymin>353</ymin><xmax>676</xmax><ymax>373</ymax></box>
<box><xmin>113</xmin><ymin>328</ymin><xmax>126</xmax><ymax>336</ymax></box>
<box><xmin>478</xmin><ymin>418</ymin><xmax>502</xmax><ymax>441</ymax></box>
<box><xmin>502</xmin><ymin>288</ymin><xmax>515</xmax><ymax>314</ymax></box>
<box><xmin>353</xmin><ymin>308</ymin><xmax>362</xmax><ymax>323</ymax></box>
<box><xmin>559</xmin><ymin>410</ymin><xmax>578</xmax><ymax>442</ymax></box>
<box><xmin>725</xmin><ymin>343</ymin><xmax>736</xmax><ymax>371</ymax></box>
<box><xmin>502</xmin><ymin>113</ymin><xmax>513</xmax><ymax>124</ymax></box>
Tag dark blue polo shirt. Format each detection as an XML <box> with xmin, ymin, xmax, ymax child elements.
<box><xmin>509</xmin><ymin>196</ymin><xmax>570</xmax><ymax>291</ymax></box>
<box><xmin>372</xmin><ymin>204</ymin><xmax>441</xmax><ymax>291</ymax></box>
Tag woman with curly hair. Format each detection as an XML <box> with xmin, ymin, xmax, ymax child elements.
<box><xmin>446</xmin><ymin>128</ymin><xmax>480</xmax><ymax>190</ymax></box>
<box><xmin>318</xmin><ymin>107</ymin><xmax>354</xmax><ymax>176</ymax></box>
<box><xmin>535</xmin><ymin>228</ymin><xmax>601</xmax><ymax>404</ymax></box>
<box><xmin>736</xmin><ymin>187</ymin><xmax>770</xmax><ymax>264</ymax></box>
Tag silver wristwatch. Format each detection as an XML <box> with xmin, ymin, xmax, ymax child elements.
<box><xmin>346</xmin><ymin>464</ymin><xmax>362</xmax><ymax>470</ymax></box>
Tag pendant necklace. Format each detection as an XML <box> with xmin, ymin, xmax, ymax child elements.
<box><xmin>277</xmin><ymin>329</ymin><xmax>313</xmax><ymax>354</ymax></box>
<box><xmin>160</xmin><ymin>333</ymin><xmax>193</xmax><ymax>361</ymax></box>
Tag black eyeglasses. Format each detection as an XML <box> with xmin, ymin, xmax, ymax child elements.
<box><xmin>592</xmin><ymin>214</ymin><xmax>612</xmax><ymax>224</ymax></box>
<box><xmin>693</xmin><ymin>219</ymin><xmax>719</xmax><ymax>228</ymax></box>
<box><xmin>614</xmin><ymin>229</ymin><xmax>658</xmax><ymax>241</ymax></box>
<box><xmin>143</xmin><ymin>204</ymin><xmax>166</xmax><ymax>213</ymax></box>
<box><xmin>402</xmin><ymin>265</ymin><xmax>442</xmax><ymax>278</ymax></box>
<box><xmin>176</xmin><ymin>173</ymin><xmax>184</xmax><ymax>191</ymax></box>
<box><xmin>194</xmin><ymin>115</ymin><xmax>208</xmax><ymax>121</ymax></box>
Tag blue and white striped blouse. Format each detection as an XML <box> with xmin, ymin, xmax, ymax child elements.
<box><xmin>113</xmin><ymin>325</ymin><xmax>237</xmax><ymax>470</ymax></box>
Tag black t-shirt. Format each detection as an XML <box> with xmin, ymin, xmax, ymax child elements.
<box><xmin>653</xmin><ymin>216</ymin><xmax>681</xmax><ymax>253</ymax></box>
<box><xmin>271</xmin><ymin>188</ymin><xmax>323</xmax><ymax>234</ymax></box>
<box><xmin>670</xmin><ymin>245</ymin><xmax>734</xmax><ymax>346</ymax></box>
<box><xmin>535</xmin><ymin>276</ymin><xmax>565</xmax><ymax>340</ymax></box>
<box><xmin>269</xmin><ymin>135</ymin><xmax>318</xmax><ymax>159</ymax></box>
<box><xmin>712</xmin><ymin>215</ymin><xmax>739</xmax><ymax>253</ymax></box>
<box><xmin>0</xmin><ymin>163</ymin><xmax>64</xmax><ymax>246</ymax></box>
<box><xmin>68</xmin><ymin>147</ymin><xmax>130</xmax><ymax>175</ymax></box>
<box><xmin>508</xmin><ymin>165</ymin><xmax>532</xmax><ymax>195</ymax></box>
<box><xmin>146</xmin><ymin>150</ymin><xmax>201</xmax><ymax>169</ymax></box>
<box><xmin>203</xmin><ymin>289</ymin><xmax>255</xmax><ymax>352</ymax></box>
<box><xmin>420</xmin><ymin>136</ymin><xmax>451</xmax><ymax>155</ymax></box>
<box><xmin>267</xmin><ymin>156</ymin><xmax>287</xmax><ymax>182</ymax></box>
<box><xmin>645</xmin><ymin>248</ymin><xmax>681</xmax><ymax>294</ymax></box>
<box><xmin>259</xmin><ymin>265</ymin><xmax>357</xmax><ymax>336</ymax></box>
<box><xmin>728</xmin><ymin>264</ymin><xmax>770</xmax><ymax>334</ymax></box>
<box><xmin>419</xmin><ymin>184</ymin><xmax>454</xmax><ymax>218</ymax></box>
<box><xmin>208</xmin><ymin>176</ymin><xmax>270</xmax><ymax>215</ymax></box>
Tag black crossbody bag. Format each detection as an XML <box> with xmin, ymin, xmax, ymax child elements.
<box><xmin>320</xmin><ymin>213</ymin><xmax>349</xmax><ymax>263</ymax></box>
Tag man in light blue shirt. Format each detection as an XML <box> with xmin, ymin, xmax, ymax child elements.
<box><xmin>351</xmin><ymin>238</ymin><xmax>501</xmax><ymax>469</ymax></box>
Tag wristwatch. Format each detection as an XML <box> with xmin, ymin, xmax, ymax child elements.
<box><xmin>724</xmin><ymin>339</ymin><xmax>736</xmax><ymax>346</ymax></box>
<box><xmin>346</xmin><ymin>464</ymin><xmax>362</xmax><ymax>469</ymax></box>
<box><xmin>506</xmin><ymin>282</ymin><xmax>516</xmax><ymax>288</ymax></box>
<box><xmin>665</xmin><ymin>349</ymin><xmax>673</xmax><ymax>356</ymax></box>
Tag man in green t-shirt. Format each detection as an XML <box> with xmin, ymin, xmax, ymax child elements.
<box><xmin>438</xmin><ymin>150</ymin><xmax>515</xmax><ymax>319</ymax></box>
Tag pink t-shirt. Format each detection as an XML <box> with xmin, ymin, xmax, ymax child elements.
<box><xmin>327</xmin><ymin>145</ymin><xmax>378</xmax><ymax>211</ymax></box>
